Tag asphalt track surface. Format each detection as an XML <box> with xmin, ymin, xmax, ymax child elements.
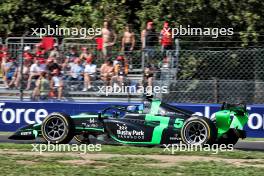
<box><xmin>0</xmin><ymin>135</ymin><xmax>263</xmax><ymax>151</ymax></box>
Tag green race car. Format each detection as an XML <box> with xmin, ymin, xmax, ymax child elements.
<box><xmin>9</xmin><ymin>99</ymin><xmax>248</xmax><ymax>146</ymax></box>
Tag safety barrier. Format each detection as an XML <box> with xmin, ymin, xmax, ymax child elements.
<box><xmin>0</xmin><ymin>101</ymin><xmax>263</xmax><ymax>138</ymax></box>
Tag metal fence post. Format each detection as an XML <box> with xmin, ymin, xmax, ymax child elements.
<box><xmin>19</xmin><ymin>37</ymin><xmax>24</xmax><ymax>101</ymax></box>
<box><xmin>174</xmin><ymin>38</ymin><xmax>180</xmax><ymax>80</ymax></box>
<box><xmin>213</xmin><ymin>78</ymin><xmax>218</xmax><ymax>103</ymax></box>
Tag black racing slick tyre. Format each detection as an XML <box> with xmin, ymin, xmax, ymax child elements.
<box><xmin>216</xmin><ymin>129</ymin><xmax>239</xmax><ymax>145</ymax></box>
<box><xmin>181</xmin><ymin>116</ymin><xmax>217</xmax><ymax>145</ymax></box>
<box><xmin>41</xmin><ymin>113</ymin><xmax>75</xmax><ymax>144</ymax></box>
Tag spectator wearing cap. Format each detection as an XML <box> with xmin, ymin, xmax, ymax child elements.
<box><xmin>67</xmin><ymin>58</ymin><xmax>84</xmax><ymax>88</ymax></box>
<box><xmin>3</xmin><ymin>58</ymin><xmax>17</xmax><ymax>89</ymax></box>
<box><xmin>49</xmin><ymin>43</ymin><xmax>60</xmax><ymax>59</ymax></box>
<box><xmin>26</xmin><ymin>58</ymin><xmax>47</xmax><ymax>90</ymax></box>
<box><xmin>23</xmin><ymin>46</ymin><xmax>34</xmax><ymax>62</ymax></box>
<box><xmin>141</xmin><ymin>21</ymin><xmax>158</xmax><ymax>61</ymax></box>
<box><xmin>50</xmin><ymin>69</ymin><xmax>64</xmax><ymax>100</ymax></box>
<box><xmin>111</xmin><ymin>55</ymin><xmax>129</xmax><ymax>87</ymax></box>
<box><xmin>160</xmin><ymin>22</ymin><xmax>173</xmax><ymax>52</ymax></box>
<box><xmin>34</xmin><ymin>43</ymin><xmax>46</xmax><ymax>60</ymax></box>
<box><xmin>100</xmin><ymin>59</ymin><xmax>114</xmax><ymax>85</ymax></box>
<box><xmin>82</xmin><ymin>55</ymin><xmax>97</xmax><ymax>91</ymax></box>
<box><xmin>113</xmin><ymin>56</ymin><xmax>129</xmax><ymax>75</ymax></box>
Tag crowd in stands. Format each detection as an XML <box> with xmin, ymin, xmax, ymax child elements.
<box><xmin>0</xmin><ymin>20</ymin><xmax>175</xmax><ymax>100</ymax></box>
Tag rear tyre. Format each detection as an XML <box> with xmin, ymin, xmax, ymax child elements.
<box><xmin>41</xmin><ymin>113</ymin><xmax>75</xmax><ymax>144</ymax></box>
<box><xmin>181</xmin><ymin>116</ymin><xmax>217</xmax><ymax>145</ymax></box>
<box><xmin>216</xmin><ymin>129</ymin><xmax>239</xmax><ymax>145</ymax></box>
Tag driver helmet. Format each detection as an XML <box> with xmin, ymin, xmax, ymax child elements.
<box><xmin>127</xmin><ymin>105</ymin><xmax>138</xmax><ymax>112</ymax></box>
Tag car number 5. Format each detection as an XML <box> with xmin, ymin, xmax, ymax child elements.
<box><xmin>174</xmin><ymin>118</ymin><xmax>184</xmax><ymax>128</ymax></box>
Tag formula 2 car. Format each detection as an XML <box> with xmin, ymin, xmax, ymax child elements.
<box><xmin>9</xmin><ymin>99</ymin><xmax>249</xmax><ymax>146</ymax></box>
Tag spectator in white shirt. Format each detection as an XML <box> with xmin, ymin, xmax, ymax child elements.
<box><xmin>67</xmin><ymin>58</ymin><xmax>84</xmax><ymax>89</ymax></box>
<box><xmin>50</xmin><ymin>69</ymin><xmax>64</xmax><ymax>100</ymax></box>
<box><xmin>82</xmin><ymin>55</ymin><xmax>97</xmax><ymax>91</ymax></box>
<box><xmin>26</xmin><ymin>58</ymin><xmax>46</xmax><ymax>90</ymax></box>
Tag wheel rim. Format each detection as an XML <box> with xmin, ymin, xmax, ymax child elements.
<box><xmin>44</xmin><ymin>117</ymin><xmax>66</xmax><ymax>141</ymax></box>
<box><xmin>184</xmin><ymin>121</ymin><xmax>208</xmax><ymax>145</ymax></box>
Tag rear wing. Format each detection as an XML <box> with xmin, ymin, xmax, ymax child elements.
<box><xmin>220</xmin><ymin>102</ymin><xmax>247</xmax><ymax>115</ymax></box>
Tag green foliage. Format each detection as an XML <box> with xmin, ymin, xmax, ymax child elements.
<box><xmin>178</xmin><ymin>54</ymin><xmax>203</xmax><ymax>79</ymax></box>
<box><xmin>0</xmin><ymin>0</ymin><xmax>264</xmax><ymax>45</ymax></box>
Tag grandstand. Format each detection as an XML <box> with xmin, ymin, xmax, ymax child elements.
<box><xmin>1</xmin><ymin>34</ymin><xmax>264</xmax><ymax>104</ymax></box>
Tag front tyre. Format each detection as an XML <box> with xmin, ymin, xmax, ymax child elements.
<box><xmin>181</xmin><ymin>116</ymin><xmax>217</xmax><ymax>145</ymax></box>
<box><xmin>41</xmin><ymin>113</ymin><xmax>74</xmax><ymax>144</ymax></box>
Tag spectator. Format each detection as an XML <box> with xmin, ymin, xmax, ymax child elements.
<box><xmin>61</xmin><ymin>57</ymin><xmax>71</xmax><ymax>78</ymax></box>
<box><xmin>32</xmin><ymin>71</ymin><xmax>50</xmax><ymax>101</ymax></box>
<box><xmin>3</xmin><ymin>58</ymin><xmax>17</xmax><ymax>89</ymax></box>
<box><xmin>66</xmin><ymin>45</ymin><xmax>78</xmax><ymax>62</ymax></box>
<box><xmin>79</xmin><ymin>47</ymin><xmax>89</xmax><ymax>61</ymax></box>
<box><xmin>82</xmin><ymin>55</ymin><xmax>97</xmax><ymax>91</ymax></box>
<box><xmin>49</xmin><ymin>43</ymin><xmax>60</xmax><ymax>59</ymax></box>
<box><xmin>159</xmin><ymin>56</ymin><xmax>172</xmax><ymax>81</ymax></box>
<box><xmin>142</xmin><ymin>64</ymin><xmax>154</xmax><ymax>88</ymax></box>
<box><xmin>102</xmin><ymin>20</ymin><xmax>117</xmax><ymax>58</ymax></box>
<box><xmin>0</xmin><ymin>46</ymin><xmax>8</xmax><ymax>77</ymax></box>
<box><xmin>67</xmin><ymin>58</ymin><xmax>84</xmax><ymax>87</ymax></box>
<box><xmin>35</xmin><ymin>43</ymin><xmax>45</xmax><ymax>60</ymax></box>
<box><xmin>0</xmin><ymin>44</ymin><xmax>3</xmax><ymax>59</ymax></box>
<box><xmin>23</xmin><ymin>46</ymin><xmax>34</xmax><ymax>62</ymax></box>
<box><xmin>46</xmin><ymin>57</ymin><xmax>60</xmax><ymax>74</ymax></box>
<box><xmin>100</xmin><ymin>59</ymin><xmax>114</xmax><ymax>85</ymax></box>
<box><xmin>50</xmin><ymin>69</ymin><xmax>64</xmax><ymax>100</ymax></box>
<box><xmin>26</xmin><ymin>58</ymin><xmax>46</xmax><ymax>90</ymax></box>
<box><xmin>160</xmin><ymin>21</ymin><xmax>173</xmax><ymax>53</ymax></box>
<box><xmin>141</xmin><ymin>21</ymin><xmax>158</xmax><ymax>61</ymax></box>
<box><xmin>121</xmin><ymin>24</ymin><xmax>135</xmax><ymax>53</ymax></box>
<box><xmin>13</xmin><ymin>60</ymin><xmax>31</xmax><ymax>89</ymax></box>
<box><xmin>111</xmin><ymin>56</ymin><xmax>129</xmax><ymax>87</ymax></box>
<box><xmin>158</xmin><ymin>56</ymin><xmax>170</xmax><ymax>68</ymax></box>
<box><xmin>121</xmin><ymin>24</ymin><xmax>135</xmax><ymax>69</ymax></box>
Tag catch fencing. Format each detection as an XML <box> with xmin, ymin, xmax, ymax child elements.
<box><xmin>2</xmin><ymin>37</ymin><xmax>264</xmax><ymax>104</ymax></box>
<box><xmin>5</xmin><ymin>37</ymin><xmax>59</xmax><ymax>59</ymax></box>
<box><xmin>153</xmin><ymin>48</ymin><xmax>264</xmax><ymax>104</ymax></box>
